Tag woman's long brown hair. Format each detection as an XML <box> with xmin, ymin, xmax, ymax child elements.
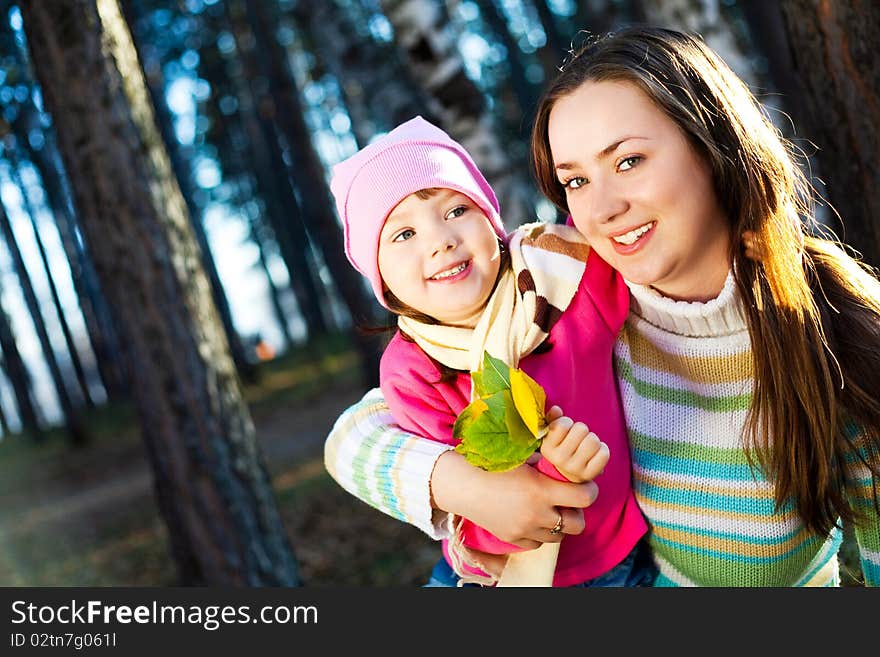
<box><xmin>530</xmin><ymin>26</ymin><xmax>880</xmax><ymax>535</ymax></box>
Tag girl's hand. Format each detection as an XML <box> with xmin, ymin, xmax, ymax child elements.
<box><xmin>540</xmin><ymin>406</ymin><xmax>609</xmax><ymax>483</ymax></box>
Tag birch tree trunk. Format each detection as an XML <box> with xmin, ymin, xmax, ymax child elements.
<box><xmin>379</xmin><ymin>0</ymin><xmax>533</xmax><ymax>228</ymax></box>
<box><xmin>292</xmin><ymin>1</ymin><xmax>437</xmax><ymax>146</ymax></box>
<box><xmin>641</xmin><ymin>0</ymin><xmax>758</xmax><ymax>87</ymax></box>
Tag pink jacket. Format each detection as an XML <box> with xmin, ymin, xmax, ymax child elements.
<box><xmin>380</xmin><ymin>251</ymin><xmax>647</xmax><ymax>586</ymax></box>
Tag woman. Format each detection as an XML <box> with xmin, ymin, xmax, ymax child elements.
<box><xmin>324</xmin><ymin>26</ymin><xmax>880</xmax><ymax>586</ymax></box>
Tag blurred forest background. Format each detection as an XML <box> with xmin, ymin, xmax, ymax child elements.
<box><xmin>0</xmin><ymin>0</ymin><xmax>876</xmax><ymax>586</ymax></box>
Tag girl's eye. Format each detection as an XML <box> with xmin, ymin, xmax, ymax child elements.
<box><xmin>392</xmin><ymin>229</ymin><xmax>415</xmax><ymax>242</ymax></box>
<box><xmin>563</xmin><ymin>176</ymin><xmax>588</xmax><ymax>191</ymax></box>
<box><xmin>445</xmin><ymin>205</ymin><xmax>468</xmax><ymax>220</ymax></box>
<box><xmin>618</xmin><ymin>155</ymin><xmax>642</xmax><ymax>171</ymax></box>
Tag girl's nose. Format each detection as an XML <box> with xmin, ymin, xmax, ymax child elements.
<box><xmin>431</xmin><ymin>229</ymin><xmax>458</xmax><ymax>256</ymax></box>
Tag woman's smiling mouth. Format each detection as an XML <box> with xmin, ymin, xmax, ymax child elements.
<box><xmin>610</xmin><ymin>221</ymin><xmax>655</xmax><ymax>253</ymax></box>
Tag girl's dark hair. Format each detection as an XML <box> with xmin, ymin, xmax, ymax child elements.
<box><xmin>530</xmin><ymin>26</ymin><xmax>880</xmax><ymax>536</ymax></box>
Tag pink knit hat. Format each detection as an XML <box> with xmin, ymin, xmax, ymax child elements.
<box><xmin>330</xmin><ymin>116</ymin><xmax>507</xmax><ymax>308</ymax></box>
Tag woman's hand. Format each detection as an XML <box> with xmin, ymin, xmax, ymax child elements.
<box><xmin>430</xmin><ymin>450</ymin><xmax>598</xmax><ymax>550</ymax></box>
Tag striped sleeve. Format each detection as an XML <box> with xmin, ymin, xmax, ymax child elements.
<box><xmin>323</xmin><ymin>387</ymin><xmax>454</xmax><ymax>539</ymax></box>
<box><xmin>844</xmin><ymin>428</ymin><xmax>880</xmax><ymax>587</ymax></box>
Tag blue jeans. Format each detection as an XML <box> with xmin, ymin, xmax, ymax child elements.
<box><xmin>424</xmin><ymin>538</ymin><xmax>657</xmax><ymax>587</ymax></box>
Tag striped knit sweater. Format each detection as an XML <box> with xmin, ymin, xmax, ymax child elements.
<box><xmin>621</xmin><ymin>274</ymin><xmax>879</xmax><ymax>586</ymax></box>
<box><xmin>324</xmin><ymin>273</ymin><xmax>880</xmax><ymax>586</ymax></box>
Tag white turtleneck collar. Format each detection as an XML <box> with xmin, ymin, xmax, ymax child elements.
<box><xmin>625</xmin><ymin>271</ymin><xmax>748</xmax><ymax>338</ymax></box>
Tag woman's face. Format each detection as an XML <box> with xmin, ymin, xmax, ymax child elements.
<box><xmin>548</xmin><ymin>79</ymin><xmax>731</xmax><ymax>302</ymax></box>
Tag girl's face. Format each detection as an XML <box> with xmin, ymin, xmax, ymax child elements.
<box><xmin>377</xmin><ymin>188</ymin><xmax>502</xmax><ymax>325</ymax></box>
<box><xmin>548</xmin><ymin>79</ymin><xmax>731</xmax><ymax>302</ymax></box>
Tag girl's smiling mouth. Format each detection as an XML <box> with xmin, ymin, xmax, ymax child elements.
<box><xmin>428</xmin><ymin>260</ymin><xmax>471</xmax><ymax>281</ymax></box>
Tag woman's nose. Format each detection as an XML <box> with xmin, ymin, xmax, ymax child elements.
<box><xmin>587</xmin><ymin>182</ymin><xmax>628</xmax><ymax>225</ymax></box>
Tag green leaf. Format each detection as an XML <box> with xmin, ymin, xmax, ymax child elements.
<box><xmin>452</xmin><ymin>397</ymin><xmax>488</xmax><ymax>443</ymax></box>
<box><xmin>454</xmin><ymin>390</ymin><xmax>541</xmax><ymax>472</ymax></box>
<box><xmin>454</xmin><ymin>351</ymin><xmax>550</xmax><ymax>472</ymax></box>
<box><xmin>471</xmin><ymin>352</ymin><xmax>510</xmax><ymax>398</ymax></box>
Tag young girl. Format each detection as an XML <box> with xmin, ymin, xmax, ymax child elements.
<box><xmin>329</xmin><ymin>116</ymin><xmax>650</xmax><ymax>586</ymax></box>
<box><xmin>325</xmin><ymin>27</ymin><xmax>880</xmax><ymax>587</ymax></box>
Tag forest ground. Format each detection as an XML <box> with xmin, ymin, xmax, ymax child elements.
<box><xmin>0</xmin><ymin>337</ymin><xmax>439</xmax><ymax>586</ymax></box>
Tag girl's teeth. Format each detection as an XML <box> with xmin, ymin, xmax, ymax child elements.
<box><xmin>431</xmin><ymin>262</ymin><xmax>467</xmax><ymax>279</ymax></box>
<box><xmin>612</xmin><ymin>222</ymin><xmax>654</xmax><ymax>245</ymax></box>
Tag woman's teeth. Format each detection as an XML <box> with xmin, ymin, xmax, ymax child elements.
<box><xmin>612</xmin><ymin>221</ymin><xmax>655</xmax><ymax>245</ymax></box>
<box><xmin>430</xmin><ymin>262</ymin><xmax>467</xmax><ymax>280</ymax></box>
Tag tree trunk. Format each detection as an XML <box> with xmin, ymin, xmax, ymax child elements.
<box><xmin>5</xmin><ymin>147</ymin><xmax>95</xmax><ymax>409</ymax></box>
<box><xmin>292</xmin><ymin>1</ymin><xmax>438</xmax><ymax>143</ymax></box>
<box><xmin>0</xmin><ymin>377</ymin><xmax>8</xmax><ymax>435</ymax></box>
<box><xmin>18</xmin><ymin>125</ymin><xmax>130</xmax><ymax>402</ymax></box>
<box><xmin>152</xmin><ymin>87</ymin><xmax>259</xmax><ymax>383</ymax></box>
<box><xmin>738</xmin><ymin>1</ymin><xmax>807</xmax><ymax>136</ymax></box>
<box><xmin>19</xmin><ymin>0</ymin><xmax>299</xmax><ymax>585</ymax></box>
<box><xmin>251</xmin><ymin>108</ymin><xmax>332</xmax><ymax>340</ymax></box>
<box><xmin>571</xmin><ymin>0</ymin><xmax>620</xmax><ymax>36</ymax></box>
<box><xmin>778</xmin><ymin>0</ymin><xmax>880</xmax><ymax>267</ymax></box>
<box><xmin>0</xmin><ymin>171</ymin><xmax>87</xmax><ymax>445</ymax></box>
<box><xmin>241</xmin><ymin>0</ymin><xmax>384</xmax><ymax>386</ymax></box>
<box><xmin>532</xmin><ymin>0</ymin><xmax>646</xmax><ymax>78</ymax></box>
<box><xmin>246</xmin><ymin>206</ymin><xmax>296</xmax><ymax>345</ymax></box>
<box><xmin>641</xmin><ymin>0</ymin><xmax>758</xmax><ymax>86</ymax></box>
<box><xmin>210</xmin><ymin>9</ymin><xmax>331</xmax><ymax>340</ymax></box>
<box><xmin>534</xmin><ymin>0</ymin><xmax>572</xmax><ymax>66</ymax></box>
<box><xmin>471</xmin><ymin>0</ymin><xmax>541</xmax><ymax>131</ymax></box>
<box><xmin>122</xmin><ymin>0</ymin><xmax>258</xmax><ymax>384</ymax></box>
<box><xmin>377</xmin><ymin>0</ymin><xmax>532</xmax><ymax>227</ymax></box>
<box><xmin>0</xmin><ymin>282</ymin><xmax>43</xmax><ymax>436</ymax></box>
<box><xmin>1</xmin><ymin>10</ymin><xmax>128</xmax><ymax>402</ymax></box>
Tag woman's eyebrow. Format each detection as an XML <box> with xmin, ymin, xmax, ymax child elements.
<box><xmin>554</xmin><ymin>136</ymin><xmax>647</xmax><ymax>172</ymax></box>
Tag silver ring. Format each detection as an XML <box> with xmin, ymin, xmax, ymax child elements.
<box><xmin>549</xmin><ymin>511</ymin><xmax>564</xmax><ymax>535</ymax></box>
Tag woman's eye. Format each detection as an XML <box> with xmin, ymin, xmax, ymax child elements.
<box><xmin>446</xmin><ymin>205</ymin><xmax>468</xmax><ymax>220</ymax></box>
<box><xmin>618</xmin><ymin>156</ymin><xmax>642</xmax><ymax>171</ymax></box>
<box><xmin>563</xmin><ymin>176</ymin><xmax>587</xmax><ymax>190</ymax></box>
<box><xmin>392</xmin><ymin>229</ymin><xmax>415</xmax><ymax>242</ymax></box>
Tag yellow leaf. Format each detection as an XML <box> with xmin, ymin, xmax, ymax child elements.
<box><xmin>509</xmin><ymin>367</ymin><xmax>547</xmax><ymax>439</ymax></box>
<box><xmin>471</xmin><ymin>397</ymin><xmax>489</xmax><ymax>417</ymax></box>
<box><xmin>452</xmin><ymin>397</ymin><xmax>489</xmax><ymax>442</ymax></box>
